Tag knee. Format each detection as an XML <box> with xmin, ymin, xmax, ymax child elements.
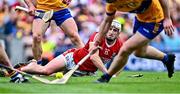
<box><xmin>120</xmin><ymin>45</ymin><xmax>134</xmax><ymax>56</ymax></box>
<box><xmin>69</xmin><ymin>34</ymin><xmax>81</xmax><ymax>44</ymax></box>
<box><xmin>33</xmin><ymin>33</ymin><xmax>42</xmax><ymax>43</ymax></box>
<box><xmin>69</xmin><ymin>34</ymin><xmax>78</xmax><ymax>41</ymax></box>
<box><xmin>134</xmin><ymin>48</ymin><xmax>146</xmax><ymax>57</ymax></box>
<box><xmin>134</xmin><ymin>51</ymin><xmax>142</xmax><ymax>57</ymax></box>
<box><xmin>41</xmin><ymin>69</ymin><xmax>52</xmax><ymax>75</ymax></box>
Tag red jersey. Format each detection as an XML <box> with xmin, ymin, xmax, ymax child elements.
<box><xmin>73</xmin><ymin>32</ymin><xmax>123</xmax><ymax>72</ymax></box>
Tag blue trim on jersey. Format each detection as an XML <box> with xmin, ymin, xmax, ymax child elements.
<box><xmin>133</xmin><ymin>17</ymin><xmax>164</xmax><ymax>39</ymax></box>
<box><xmin>34</xmin><ymin>8</ymin><xmax>72</xmax><ymax>26</ymax></box>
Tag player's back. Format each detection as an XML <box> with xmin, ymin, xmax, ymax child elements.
<box><xmin>106</xmin><ymin>0</ymin><xmax>164</xmax><ymax>22</ymax></box>
<box><xmin>106</xmin><ymin>0</ymin><xmax>145</xmax><ymax>12</ymax></box>
<box><xmin>36</xmin><ymin>0</ymin><xmax>71</xmax><ymax>11</ymax></box>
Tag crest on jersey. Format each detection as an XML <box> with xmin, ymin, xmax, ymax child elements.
<box><xmin>104</xmin><ymin>48</ymin><xmax>110</xmax><ymax>55</ymax></box>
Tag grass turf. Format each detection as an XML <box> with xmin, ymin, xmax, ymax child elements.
<box><xmin>0</xmin><ymin>71</ymin><xmax>180</xmax><ymax>93</ymax></box>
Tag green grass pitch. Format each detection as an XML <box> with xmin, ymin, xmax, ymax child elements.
<box><xmin>0</xmin><ymin>71</ymin><xmax>180</xmax><ymax>93</ymax></box>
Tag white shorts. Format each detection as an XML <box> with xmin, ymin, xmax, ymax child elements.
<box><xmin>59</xmin><ymin>52</ymin><xmax>76</xmax><ymax>70</ymax></box>
<box><xmin>58</xmin><ymin>52</ymin><xmax>96</xmax><ymax>77</ymax></box>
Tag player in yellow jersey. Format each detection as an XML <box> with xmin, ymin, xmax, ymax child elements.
<box><xmin>93</xmin><ymin>0</ymin><xmax>175</xmax><ymax>83</ymax></box>
<box><xmin>24</xmin><ymin>0</ymin><xmax>84</xmax><ymax>63</ymax></box>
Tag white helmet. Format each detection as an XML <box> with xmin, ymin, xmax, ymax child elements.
<box><xmin>111</xmin><ymin>20</ymin><xmax>122</xmax><ymax>32</ymax></box>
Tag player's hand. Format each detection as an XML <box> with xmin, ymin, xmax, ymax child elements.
<box><xmin>89</xmin><ymin>42</ymin><xmax>102</xmax><ymax>55</ymax></box>
<box><xmin>89</xmin><ymin>46</ymin><xmax>102</xmax><ymax>55</ymax></box>
<box><xmin>28</xmin><ymin>5</ymin><xmax>36</xmax><ymax>16</ymax></box>
<box><xmin>163</xmin><ymin>18</ymin><xmax>174</xmax><ymax>36</ymax></box>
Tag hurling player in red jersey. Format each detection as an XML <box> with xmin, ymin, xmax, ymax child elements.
<box><xmin>21</xmin><ymin>20</ymin><xmax>123</xmax><ymax>76</ymax></box>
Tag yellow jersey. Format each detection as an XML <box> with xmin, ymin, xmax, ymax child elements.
<box><xmin>106</xmin><ymin>0</ymin><xmax>164</xmax><ymax>22</ymax></box>
<box><xmin>36</xmin><ymin>0</ymin><xmax>71</xmax><ymax>11</ymax></box>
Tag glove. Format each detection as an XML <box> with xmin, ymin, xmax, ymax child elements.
<box><xmin>9</xmin><ymin>72</ymin><xmax>29</xmax><ymax>83</ymax></box>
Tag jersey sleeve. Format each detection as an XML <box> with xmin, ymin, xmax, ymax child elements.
<box><xmin>89</xmin><ymin>32</ymin><xmax>98</xmax><ymax>42</ymax></box>
<box><xmin>84</xmin><ymin>32</ymin><xmax>105</xmax><ymax>49</ymax></box>
<box><xmin>105</xmin><ymin>3</ymin><xmax>116</xmax><ymax>16</ymax></box>
<box><xmin>84</xmin><ymin>32</ymin><xmax>98</xmax><ymax>49</ymax></box>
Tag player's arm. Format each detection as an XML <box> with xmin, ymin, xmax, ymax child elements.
<box><xmin>89</xmin><ymin>42</ymin><xmax>108</xmax><ymax>73</ymax></box>
<box><xmin>159</xmin><ymin>0</ymin><xmax>174</xmax><ymax>36</ymax></box>
<box><xmin>159</xmin><ymin>0</ymin><xmax>170</xmax><ymax>19</ymax></box>
<box><xmin>24</xmin><ymin>0</ymin><xmax>36</xmax><ymax>15</ymax></box>
<box><xmin>94</xmin><ymin>3</ymin><xmax>116</xmax><ymax>46</ymax></box>
<box><xmin>90</xmin><ymin>51</ymin><xmax>108</xmax><ymax>73</ymax></box>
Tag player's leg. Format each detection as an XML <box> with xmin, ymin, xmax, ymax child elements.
<box><xmin>110</xmin><ymin>32</ymin><xmax>150</xmax><ymax>78</ymax></box>
<box><xmin>0</xmin><ymin>44</ymin><xmax>12</xmax><ymax>67</ymax></box>
<box><xmin>105</xmin><ymin>61</ymin><xmax>124</xmax><ymax>77</ymax></box>
<box><xmin>53</xmin><ymin>9</ymin><xmax>84</xmax><ymax>48</ymax></box>
<box><xmin>134</xmin><ymin>44</ymin><xmax>165</xmax><ymax>60</ymax></box>
<box><xmin>105</xmin><ymin>45</ymin><xmax>166</xmax><ymax>78</ymax></box>
<box><xmin>134</xmin><ymin>45</ymin><xmax>175</xmax><ymax>78</ymax></box>
<box><xmin>22</xmin><ymin>49</ymin><xmax>76</xmax><ymax>75</ymax></box>
<box><xmin>21</xmin><ymin>55</ymin><xmax>66</xmax><ymax>75</ymax></box>
<box><xmin>60</xmin><ymin>18</ymin><xmax>84</xmax><ymax>48</ymax></box>
<box><xmin>0</xmin><ymin>44</ymin><xmax>28</xmax><ymax>83</ymax></box>
<box><xmin>96</xmin><ymin>18</ymin><xmax>175</xmax><ymax>83</ymax></box>
<box><xmin>32</xmin><ymin>18</ymin><xmax>50</xmax><ymax>60</ymax></box>
<box><xmin>96</xmin><ymin>32</ymin><xmax>151</xmax><ymax>83</ymax></box>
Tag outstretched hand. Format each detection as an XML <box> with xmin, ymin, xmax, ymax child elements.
<box><xmin>89</xmin><ymin>46</ymin><xmax>102</xmax><ymax>55</ymax></box>
<box><xmin>163</xmin><ymin>18</ymin><xmax>174</xmax><ymax>36</ymax></box>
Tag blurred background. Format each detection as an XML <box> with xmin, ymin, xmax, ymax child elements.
<box><xmin>0</xmin><ymin>0</ymin><xmax>180</xmax><ymax>71</ymax></box>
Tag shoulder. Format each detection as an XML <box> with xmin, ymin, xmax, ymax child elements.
<box><xmin>116</xmin><ymin>38</ymin><xmax>123</xmax><ymax>47</ymax></box>
<box><xmin>89</xmin><ymin>32</ymin><xmax>99</xmax><ymax>41</ymax></box>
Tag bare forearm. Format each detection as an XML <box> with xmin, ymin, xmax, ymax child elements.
<box><xmin>95</xmin><ymin>15</ymin><xmax>114</xmax><ymax>44</ymax></box>
<box><xmin>159</xmin><ymin>0</ymin><xmax>170</xmax><ymax>19</ymax></box>
<box><xmin>0</xmin><ymin>45</ymin><xmax>12</xmax><ymax>68</ymax></box>
<box><xmin>91</xmin><ymin>56</ymin><xmax>108</xmax><ymax>73</ymax></box>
